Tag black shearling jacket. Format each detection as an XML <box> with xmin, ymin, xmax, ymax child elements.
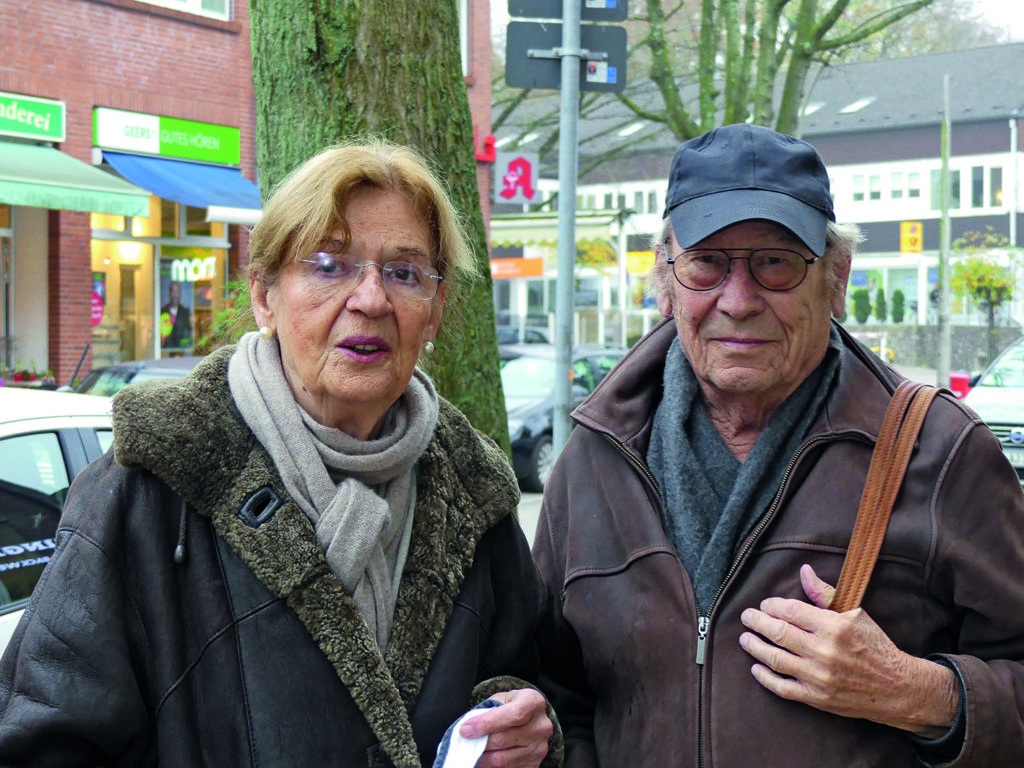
<box><xmin>0</xmin><ymin>347</ymin><xmax>555</xmax><ymax>768</ymax></box>
<box><xmin>534</xmin><ymin>319</ymin><xmax>1024</xmax><ymax>768</ymax></box>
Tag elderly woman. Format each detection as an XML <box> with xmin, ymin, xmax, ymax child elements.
<box><xmin>533</xmin><ymin>124</ymin><xmax>1024</xmax><ymax>767</ymax></box>
<box><xmin>0</xmin><ymin>141</ymin><xmax>558</xmax><ymax>768</ymax></box>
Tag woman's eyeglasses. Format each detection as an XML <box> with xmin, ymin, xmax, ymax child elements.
<box><xmin>296</xmin><ymin>251</ymin><xmax>443</xmax><ymax>301</ymax></box>
<box><xmin>666</xmin><ymin>248</ymin><xmax>821</xmax><ymax>292</ymax></box>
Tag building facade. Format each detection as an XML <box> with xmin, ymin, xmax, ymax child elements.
<box><xmin>1</xmin><ymin>0</ymin><xmax>493</xmax><ymax>385</ymax></box>
<box><xmin>0</xmin><ymin>0</ymin><xmax>260</xmax><ymax>384</ymax></box>
<box><xmin>492</xmin><ymin>44</ymin><xmax>1024</xmax><ymax>353</ymax></box>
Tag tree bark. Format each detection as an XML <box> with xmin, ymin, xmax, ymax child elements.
<box><xmin>249</xmin><ymin>0</ymin><xmax>509</xmax><ymax>450</ymax></box>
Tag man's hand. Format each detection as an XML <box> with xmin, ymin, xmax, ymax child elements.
<box><xmin>459</xmin><ymin>688</ymin><xmax>552</xmax><ymax>768</ymax></box>
<box><xmin>738</xmin><ymin>564</ymin><xmax>958</xmax><ymax>737</ymax></box>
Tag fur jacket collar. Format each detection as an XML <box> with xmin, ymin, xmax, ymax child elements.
<box><xmin>111</xmin><ymin>346</ymin><xmax>520</xmax><ymax>767</ymax></box>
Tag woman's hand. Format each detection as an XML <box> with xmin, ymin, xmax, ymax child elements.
<box><xmin>738</xmin><ymin>564</ymin><xmax>958</xmax><ymax>737</ymax></box>
<box><xmin>459</xmin><ymin>688</ymin><xmax>552</xmax><ymax>768</ymax></box>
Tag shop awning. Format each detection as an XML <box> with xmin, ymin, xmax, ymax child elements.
<box><xmin>490</xmin><ymin>211</ymin><xmax>618</xmax><ymax>248</ymax></box>
<box><xmin>103</xmin><ymin>151</ymin><xmax>262</xmax><ymax>220</ymax></box>
<box><xmin>0</xmin><ymin>142</ymin><xmax>150</xmax><ymax>217</ymax></box>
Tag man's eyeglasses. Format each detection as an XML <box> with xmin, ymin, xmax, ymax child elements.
<box><xmin>296</xmin><ymin>251</ymin><xmax>443</xmax><ymax>301</ymax></box>
<box><xmin>666</xmin><ymin>248</ymin><xmax>822</xmax><ymax>292</ymax></box>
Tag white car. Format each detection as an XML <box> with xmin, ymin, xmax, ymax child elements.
<box><xmin>0</xmin><ymin>387</ymin><xmax>113</xmax><ymax>651</ymax></box>
<box><xmin>963</xmin><ymin>336</ymin><xmax>1024</xmax><ymax>486</ymax></box>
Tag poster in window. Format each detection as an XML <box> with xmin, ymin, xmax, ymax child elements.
<box><xmin>159</xmin><ymin>261</ymin><xmax>194</xmax><ymax>351</ymax></box>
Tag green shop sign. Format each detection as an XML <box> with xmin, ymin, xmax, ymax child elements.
<box><xmin>0</xmin><ymin>92</ymin><xmax>65</xmax><ymax>142</ymax></box>
<box><xmin>93</xmin><ymin>107</ymin><xmax>240</xmax><ymax>165</ymax></box>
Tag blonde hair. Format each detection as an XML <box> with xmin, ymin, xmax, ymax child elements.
<box><xmin>248</xmin><ymin>139</ymin><xmax>476</xmax><ymax>293</ymax></box>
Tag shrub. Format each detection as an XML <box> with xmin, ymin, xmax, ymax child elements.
<box><xmin>852</xmin><ymin>288</ymin><xmax>872</xmax><ymax>324</ymax></box>
<box><xmin>891</xmin><ymin>290</ymin><xmax>905</xmax><ymax>324</ymax></box>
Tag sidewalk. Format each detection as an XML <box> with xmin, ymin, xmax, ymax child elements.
<box><xmin>894</xmin><ymin>364</ymin><xmax>939</xmax><ymax>386</ymax></box>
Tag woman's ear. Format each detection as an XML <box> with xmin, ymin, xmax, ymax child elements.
<box><xmin>250</xmin><ymin>275</ymin><xmax>273</xmax><ymax>328</ymax></box>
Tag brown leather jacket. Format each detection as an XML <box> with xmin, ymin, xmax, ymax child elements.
<box><xmin>533</xmin><ymin>320</ymin><xmax>1024</xmax><ymax>767</ymax></box>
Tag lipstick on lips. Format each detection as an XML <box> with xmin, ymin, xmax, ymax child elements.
<box><xmin>339</xmin><ymin>335</ymin><xmax>390</xmax><ymax>362</ymax></box>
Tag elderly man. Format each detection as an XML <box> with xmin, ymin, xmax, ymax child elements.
<box><xmin>533</xmin><ymin>123</ymin><xmax>1024</xmax><ymax>767</ymax></box>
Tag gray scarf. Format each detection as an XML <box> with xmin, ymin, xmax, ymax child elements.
<box><xmin>227</xmin><ymin>331</ymin><xmax>439</xmax><ymax>649</ymax></box>
<box><xmin>648</xmin><ymin>328</ymin><xmax>841</xmax><ymax>614</ymax></box>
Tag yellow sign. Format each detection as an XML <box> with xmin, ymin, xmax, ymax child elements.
<box><xmin>626</xmin><ymin>250</ymin><xmax>655</xmax><ymax>276</ymax></box>
<box><xmin>900</xmin><ymin>221</ymin><xmax>923</xmax><ymax>253</ymax></box>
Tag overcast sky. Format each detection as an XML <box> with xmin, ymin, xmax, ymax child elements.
<box><xmin>972</xmin><ymin>0</ymin><xmax>1024</xmax><ymax>40</ymax></box>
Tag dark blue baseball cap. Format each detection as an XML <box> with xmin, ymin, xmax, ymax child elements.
<box><xmin>663</xmin><ymin>124</ymin><xmax>835</xmax><ymax>256</ymax></box>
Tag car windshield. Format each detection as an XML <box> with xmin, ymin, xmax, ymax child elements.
<box><xmin>978</xmin><ymin>342</ymin><xmax>1024</xmax><ymax>388</ymax></box>
<box><xmin>501</xmin><ymin>356</ymin><xmax>556</xmax><ymax>399</ymax></box>
<box><xmin>77</xmin><ymin>368</ymin><xmax>134</xmax><ymax>396</ymax></box>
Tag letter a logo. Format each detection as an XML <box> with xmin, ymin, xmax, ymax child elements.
<box><xmin>500</xmin><ymin>157</ymin><xmax>536</xmax><ymax>201</ymax></box>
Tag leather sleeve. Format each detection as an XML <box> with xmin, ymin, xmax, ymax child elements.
<box><xmin>925</xmin><ymin>415</ymin><xmax>1024</xmax><ymax>767</ymax></box>
<box><xmin>0</xmin><ymin>453</ymin><xmax>153</xmax><ymax>767</ymax></box>
<box><xmin>532</xmin><ymin>448</ymin><xmax>600</xmax><ymax>768</ymax></box>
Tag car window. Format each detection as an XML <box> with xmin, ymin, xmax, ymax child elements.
<box><xmin>78</xmin><ymin>368</ymin><xmax>134</xmax><ymax>396</ymax></box>
<box><xmin>571</xmin><ymin>360</ymin><xmax>597</xmax><ymax>393</ymax></box>
<box><xmin>97</xmin><ymin>428</ymin><xmax>114</xmax><ymax>454</ymax></box>
<box><xmin>978</xmin><ymin>342</ymin><xmax>1024</xmax><ymax>388</ymax></box>
<box><xmin>0</xmin><ymin>432</ymin><xmax>69</xmax><ymax>605</ymax></box>
<box><xmin>501</xmin><ymin>356</ymin><xmax>556</xmax><ymax>398</ymax></box>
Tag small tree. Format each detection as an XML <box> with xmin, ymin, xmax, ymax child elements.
<box><xmin>952</xmin><ymin>228</ymin><xmax>1018</xmax><ymax>364</ymax></box>
<box><xmin>874</xmin><ymin>288</ymin><xmax>888</xmax><ymax>323</ymax></box>
<box><xmin>852</xmin><ymin>288</ymin><xmax>872</xmax><ymax>324</ymax></box>
<box><xmin>891</xmin><ymin>290</ymin><xmax>906</xmax><ymax>324</ymax></box>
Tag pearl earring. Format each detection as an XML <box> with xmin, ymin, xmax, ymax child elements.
<box><xmin>259</xmin><ymin>326</ymin><xmax>275</xmax><ymax>340</ymax></box>
<box><xmin>423</xmin><ymin>340</ymin><xmax>434</xmax><ymax>354</ymax></box>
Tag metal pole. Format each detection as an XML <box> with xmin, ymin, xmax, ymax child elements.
<box><xmin>937</xmin><ymin>74</ymin><xmax>952</xmax><ymax>386</ymax></box>
<box><xmin>617</xmin><ymin>210</ymin><xmax>628</xmax><ymax>346</ymax></box>
<box><xmin>552</xmin><ymin>0</ymin><xmax>581</xmax><ymax>456</ymax></box>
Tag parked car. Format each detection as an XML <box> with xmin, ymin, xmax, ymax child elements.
<box><xmin>496</xmin><ymin>325</ymin><xmax>551</xmax><ymax>345</ymax></box>
<box><xmin>0</xmin><ymin>387</ymin><xmax>114</xmax><ymax>652</ymax></box>
<box><xmin>500</xmin><ymin>343</ymin><xmax>626</xmax><ymax>492</ymax></box>
<box><xmin>76</xmin><ymin>355</ymin><xmax>204</xmax><ymax>396</ymax></box>
<box><xmin>963</xmin><ymin>336</ymin><xmax>1024</xmax><ymax>485</ymax></box>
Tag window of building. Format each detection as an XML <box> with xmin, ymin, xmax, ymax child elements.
<box><xmin>868</xmin><ymin>175</ymin><xmax>882</xmax><ymax>201</ymax></box>
<box><xmin>852</xmin><ymin>174</ymin><xmax>865</xmax><ymax>202</ymax></box>
<box><xmin>990</xmin><ymin>167</ymin><xmax>1004</xmax><ymax>207</ymax></box>
<box><xmin>891</xmin><ymin>172</ymin><xmax>904</xmax><ymax>199</ymax></box>
<box><xmin>930</xmin><ymin>169</ymin><xmax>961</xmax><ymax>210</ymax></box>
<box><xmin>460</xmin><ymin>0</ymin><xmax>470</xmax><ymax>75</ymax></box>
<box><xmin>134</xmin><ymin>0</ymin><xmax>230</xmax><ymax>20</ymax></box>
<box><xmin>0</xmin><ymin>204</ymin><xmax>9</xmax><ymax>371</ymax></box>
<box><xmin>971</xmin><ymin>166</ymin><xmax>984</xmax><ymax>208</ymax></box>
<box><xmin>603</xmin><ymin>193</ymin><xmax>614</xmax><ymax>209</ymax></box>
<box><xmin>634</xmin><ymin>191</ymin><xmax>644</xmax><ymax>213</ymax></box>
<box><xmin>648</xmin><ymin>191</ymin><xmax>659</xmax><ymax>214</ymax></box>
<box><xmin>907</xmin><ymin>172</ymin><xmax>921</xmax><ymax>198</ymax></box>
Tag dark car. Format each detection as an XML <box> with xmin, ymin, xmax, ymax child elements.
<box><xmin>75</xmin><ymin>356</ymin><xmax>204</xmax><ymax>396</ymax></box>
<box><xmin>963</xmin><ymin>336</ymin><xmax>1024</xmax><ymax>485</ymax></box>
<box><xmin>500</xmin><ymin>343</ymin><xmax>626</xmax><ymax>491</ymax></box>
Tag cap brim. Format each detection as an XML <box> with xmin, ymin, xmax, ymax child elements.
<box><xmin>667</xmin><ymin>189</ymin><xmax>828</xmax><ymax>256</ymax></box>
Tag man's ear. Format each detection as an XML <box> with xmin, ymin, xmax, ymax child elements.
<box><xmin>830</xmin><ymin>252</ymin><xmax>852</xmax><ymax>319</ymax></box>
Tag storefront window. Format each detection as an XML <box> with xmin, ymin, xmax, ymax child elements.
<box><xmin>0</xmin><ymin>205</ymin><xmax>11</xmax><ymax>370</ymax></box>
<box><xmin>91</xmin><ymin>199</ymin><xmax>226</xmax><ymax>364</ymax></box>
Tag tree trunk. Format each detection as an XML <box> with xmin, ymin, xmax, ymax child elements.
<box><xmin>249</xmin><ymin>0</ymin><xmax>509</xmax><ymax>450</ymax></box>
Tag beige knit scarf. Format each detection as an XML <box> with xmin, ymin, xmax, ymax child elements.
<box><xmin>227</xmin><ymin>331</ymin><xmax>439</xmax><ymax>649</ymax></box>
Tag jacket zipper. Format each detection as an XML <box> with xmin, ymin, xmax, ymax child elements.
<box><xmin>600</xmin><ymin>428</ymin><xmax>844</xmax><ymax>768</ymax></box>
<box><xmin>694</xmin><ymin>433</ymin><xmax>841</xmax><ymax>768</ymax></box>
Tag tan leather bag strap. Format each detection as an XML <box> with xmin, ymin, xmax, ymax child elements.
<box><xmin>830</xmin><ymin>380</ymin><xmax>942</xmax><ymax>612</ymax></box>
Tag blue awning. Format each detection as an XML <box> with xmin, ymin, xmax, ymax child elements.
<box><xmin>102</xmin><ymin>152</ymin><xmax>262</xmax><ymax>214</ymax></box>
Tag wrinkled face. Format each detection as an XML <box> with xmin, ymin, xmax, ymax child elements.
<box><xmin>663</xmin><ymin>219</ymin><xmax>844</xmax><ymax>411</ymax></box>
<box><xmin>252</xmin><ymin>187</ymin><xmax>445</xmax><ymax>439</ymax></box>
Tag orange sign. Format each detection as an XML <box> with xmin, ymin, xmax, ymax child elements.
<box><xmin>900</xmin><ymin>221</ymin><xmax>923</xmax><ymax>253</ymax></box>
<box><xmin>490</xmin><ymin>257</ymin><xmax>544</xmax><ymax>279</ymax></box>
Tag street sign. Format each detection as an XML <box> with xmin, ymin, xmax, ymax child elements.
<box><xmin>494</xmin><ymin>152</ymin><xmax>540</xmax><ymax>204</ymax></box>
<box><xmin>509</xmin><ymin>0</ymin><xmax>628</xmax><ymax>22</ymax></box>
<box><xmin>506</xmin><ymin>21</ymin><xmax>626</xmax><ymax>92</ymax></box>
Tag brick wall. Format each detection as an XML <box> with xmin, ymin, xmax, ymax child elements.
<box><xmin>1</xmin><ymin>0</ymin><xmax>256</xmax><ymax>382</ymax></box>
